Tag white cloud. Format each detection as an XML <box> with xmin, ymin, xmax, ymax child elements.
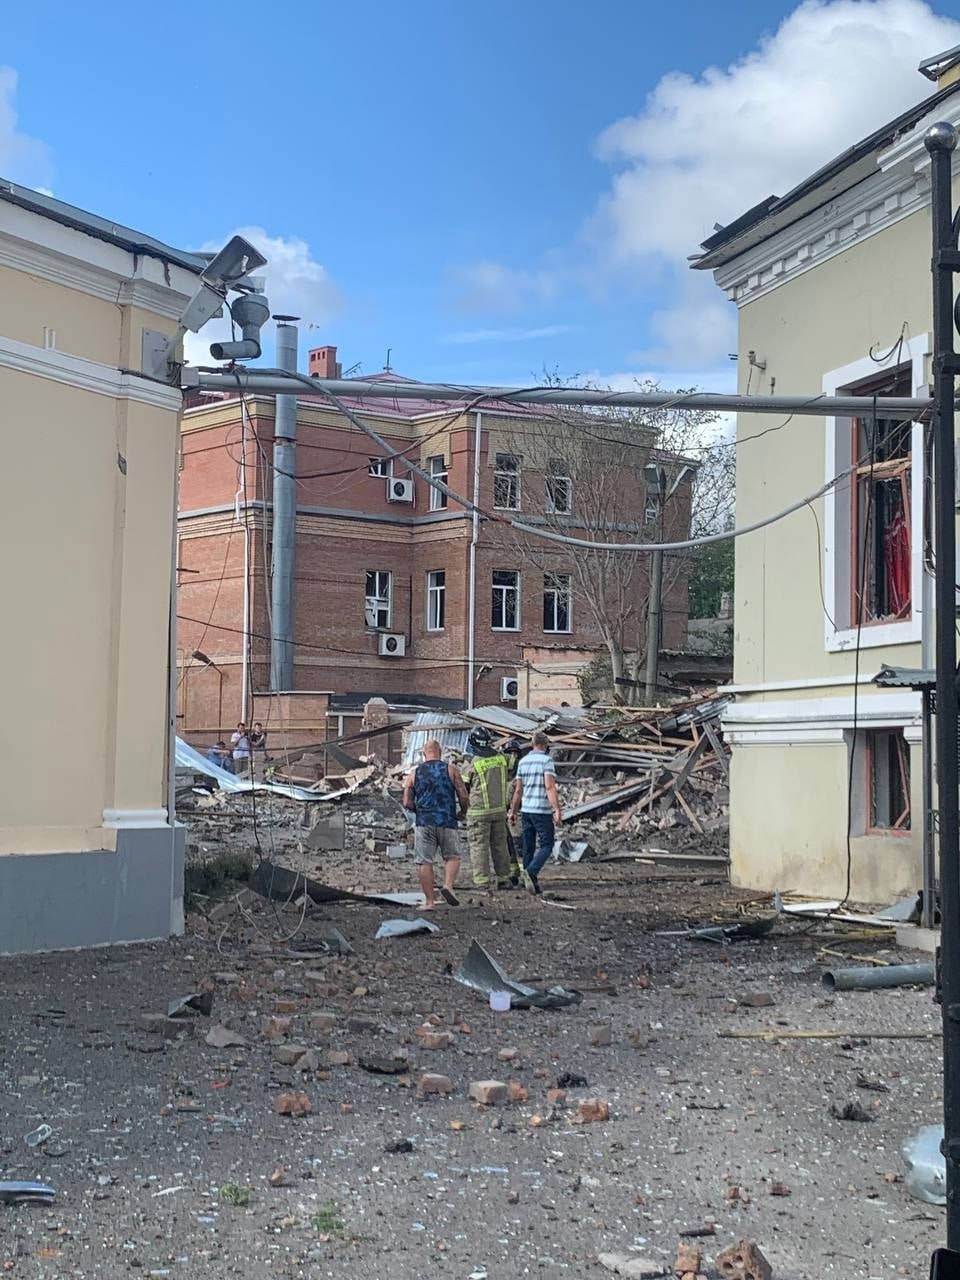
<box><xmin>0</xmin><ymin>67</ymin><xmax>51</xmax><ymax>187</ymax></box>
<box><xmin>448</xmin><ymin>260</ymin><xmax>560</xmax><ymax>313</ymax></box>
<box><xmin>184</xmin><ymin>226</ymin><xmax>342</xmax><ymax>366</ymax></box>
<box><xmin>595</xmin><ymin>0</ymin><xmax>960</xmax><ymax>262</ymax></box>
<box><xmin>441</xmin><ymin>324</ymin><xmax>576</xmax><ymax>345</ymax></box>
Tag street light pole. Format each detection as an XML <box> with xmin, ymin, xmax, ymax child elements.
<box><xmin>644</xmin><ymin>465</ymin><xmax>666</xmax><ymax>704</ymax></box>
<box><xmin>926</xmin><ymin>120</ymin><xmax>960</xmax><ymax>1252</ymax></box>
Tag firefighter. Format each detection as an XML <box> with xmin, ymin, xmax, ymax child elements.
<box><xmin>462</xmin><ymin>728</ymin><xmax>514</xmax><ymax>892</ymax></box>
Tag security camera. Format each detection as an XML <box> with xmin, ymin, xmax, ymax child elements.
<box><xmin>199</xmin><ymin>235</ymin><xmax>268</xmax><ymax>291</ymax></box>
<box><xmin>209</xmin><ymin>290</ymin><xmax>271</xmax><ymax>361</ymax></box>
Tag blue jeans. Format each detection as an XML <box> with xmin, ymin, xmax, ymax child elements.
<box><xmin>521</xmin><ymin>812</ymin><xmax>555</xmax><ymax>880</ymax></box>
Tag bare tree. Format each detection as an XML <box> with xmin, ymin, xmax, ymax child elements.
<box><xmin>498</xmin><ymin>381</ymin><xmax>727</xmax><ymax>703</ymax></box>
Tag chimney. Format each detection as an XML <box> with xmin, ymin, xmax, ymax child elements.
<box><xmin>308</xmin><ymin>345</ymin><xmax>342</xmax><ymax>380</ymax></box>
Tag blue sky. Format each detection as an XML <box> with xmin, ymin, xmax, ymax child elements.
<box><xmin>3</xmin><ymin>0</ymin><xmax>960</xmax><ymax>390</ymax></box>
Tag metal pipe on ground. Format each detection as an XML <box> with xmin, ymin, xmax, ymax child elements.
<box><xmin>821</xmin><ymin>963</ymin><xmax>935</xmax><ymax>992</ymax></box>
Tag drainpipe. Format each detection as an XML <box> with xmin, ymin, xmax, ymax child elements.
<box><xmin>467</xmin><ymin>411</ymin><xmax>483</xmax><ymax>709</ymax></box>
<box><xmin>270</xmin><ymin>319</ymin><xmax>299</xmax><ymax>691</ymax></box>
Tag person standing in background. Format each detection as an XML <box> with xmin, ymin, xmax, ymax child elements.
<box><xmin>402</xmin><ymin>739</ymin><xmax>469</xmax><ymax>908</ymax></box>
<box><xmin>509</xmin><ymin>730</ymin><xmax>563</xmax><ymax>895</ymax></box>
<box><xmin>462</xmin><ymin>728</ymin><xmax>513</xmax><ymax>893</ymax></box>
<box><xmin>231</xmin><ymin>722</ymin><xmax>251</xmax><ymax>777</ymax></box>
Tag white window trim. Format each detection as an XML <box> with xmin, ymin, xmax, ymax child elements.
<box><xmin>822</xmin><ymin>332</ymin><xmax>929</xmax><ymax>654</ymax></box>
<box><xmin>543</xmin><ymin>573</ymin><xmax>573</xmax><ymax>634</ymax></box>
<box><xmin>365</xmin><ymin>570</ymin><xmax>393</xmax><ymax>629</ymax></box>
<box><xmin>428</xmin><ymin>455</ymin><xmax>448</xmax><ymax>511</ymax></box>
<box><xmin>722</xmin><ymin>691</ymin><xmax>922</xmax><ymax>746</ymax></box>
<box><xmin>426</xmin><ymin>570</ymin><xmax>445</xmax><ymax>631</ymax></box>
<box><xmin>369</xmin><ymin>457</ymin><xmax>393</xmax><ymax>479</ymax></box>
<box><xmin>494</xmin><ymin>454</ymin><xmax>522</xmax><ymax>511</ymax></box>
<box><xmin>545</xmin><ymin>470</ymin><xmax>572</xmax><ymax>515</ymax></box>
<box><xmin>492</xmin><ymin>570</ymin><xmax>521</xmax><ymax>631</ymax></box>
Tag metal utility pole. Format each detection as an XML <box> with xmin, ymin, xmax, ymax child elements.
<box><xmin>270</xmin><ymin>318</ymin><xmax>299</xmax><ymax>691</ymax></box>
<box><xmin>926</xmin><ymin>120</ymin><xmax>960</xmax><ymax>1252</ymax></box>
<box><xmin>644</xmin><ymin>464</ymin><xmax>666</xmax><ymax>703</ymax></box>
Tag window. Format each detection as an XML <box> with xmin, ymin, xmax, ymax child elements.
<box><xmin>426</xmin><ymin>570</ymin><xmax>446</xmax><ymax>630</ymax></box>
<box><xmin>543</xmin><ymin>573</ymin><xmax>572</xmax><ymax>633</ymax></box>
<box><xmin>428</xmin><ymin>455</ymin><xmax>448</xmax><ymax>511</ymax></box>
<box><xmin>851</xmin><ymin>382</ymin><xmax>912</xmax><ymax>625</ymax></box>
<box><xmin>494</xmin><ymin>453</ymin><xmax>521</xmax><ymax>510</ymax></box>
<box><xmin>364</xmin><ymin>570</ymin><xmax>392</xmax><ymax>629</ymax></box>
<box><xmin>545</xmin><ymin>459</ymin><xmax>572</xmax><ymax>514</ymax></box>
<box><xmin>492</xmin><ymin>569</ymin><xmax>520</xmax><ymax>630</ymax></box>
<box><xmin>643</xmin><ymin>490</ymin><xmax>660</xmax><ymax>527</ymax></box>
<box><xmin>865</xmin><ymin>729</ymin><xmax>911</xmax><ymax>832</ymax></box>
<box><xmin>368</xmin><ymin>456</ymin><xmax>393</xmax><ymax>478</ymax></box>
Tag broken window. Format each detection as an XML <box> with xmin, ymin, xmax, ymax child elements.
<box><xmin>865</xmin><ymin>728</ymin><xmax>911</xmax><ymax>832</ymax></box>
<box><xmin>543</xmin><ymin>573</ymin><xmax>571</xmax><ymax>633</ymax></box>
<box><xmin>365</xmin><ymin>570</ymin><xmax>392</xmax><ymax>629</ymax></box>
<box><xmin>368</xmin><ymin>456</ymin><xmax>392</xmax><ymax>478</ymax></box>
<box><xmin>851</xmin><ymin>371</ymin><xmax>912</xmax><ymax>625</ymax></box>
<box><xmin>428</xmin><ymin>455</ymin><xmax>448</xmax><ymax>511</ymax></box>
<box><xmin>492</xmin><ymin>569</ymin><xmax>520</xmax><ymax>630</ymax></box>
<box><xmin>545</xmin><ymin>459</ymin><xmax>572</xmax><ymax>514</ymax></box>
<box><xmin>426</xmin><ymin>570</ymin><xmax>445</xmax><ymax>630</ymax></box>
<box><xmin>494</xmin><ymin>454</ymin><xmax>521</xmax><ymax>510</ymax></box>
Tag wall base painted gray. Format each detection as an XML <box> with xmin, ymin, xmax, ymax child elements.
<box><xmin>0</xmin><ymin>825</ymin><xmax>185</xmax><ymax>955</ymax></box>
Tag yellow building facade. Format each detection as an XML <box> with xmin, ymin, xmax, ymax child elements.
<box><xmin>696</xmin><ymin>81</ymin><xmax>960</xmax><ymax>903</ymax></box>
<box><xmin>0</xmin><ymin>183</ymin><xmax>203</xmax><ymax>951</ymax></box>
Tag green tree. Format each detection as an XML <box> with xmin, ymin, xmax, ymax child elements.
<box><xmin>688</xmin><ymin>535</ymin><xmax>734</xmax><ymax>619</ymax></box>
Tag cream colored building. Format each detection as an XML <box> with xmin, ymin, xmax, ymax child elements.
<box><xmin>694</xmin><ymin>60</ymin><xmax>960</xmax><ymax>903</ymax></box>
<box><xmin>0</xmin><ymin>181</ymin><xmax>205</xmax><ymax>952</ymax></box>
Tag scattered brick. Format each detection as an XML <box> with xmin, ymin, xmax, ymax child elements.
<box><xmin>575</xmin><ymin>1098</ymin><xmax>610</xmax><ymax>1124</ymax></box>
<box><xmin>507</xmin><ymin>1081</ymin><xmax>528</xmax><ymax>1103</ymax></box>
<box><xmin>469</xmin><ymin>1080</ymin><xmax>508</xmax><ymax>1106</ymax></box>
<box><xmin>309</xmin><ymin>1011</ymin><xmax>337</xmax><ymax>1033</ymax></box>
<box><xmin>272</xmin><ymin>1091</ymin><xmax>312</xmax><ymax>1117</ymax></box>
<box><xmin>274</xmin><ymin>999</ymin><xmax>299</xmax><ymax>1014</ymax></box>
<box><xmin>260</xmin><ymin>1016</ymin><xmax>293</xmax><ymax>1040</ymax></box>
<box><xmin>740</xmin><ymin>993</ymin><xmax>775</xmax><ymax>1008</ymax></box>
<box><xmin>546</xmin><ymin>1088</ymin><xmax>568</xmax><ymax>1107</ymax></box>
<box><xmin>498</xmin><ymin>1047</ymin><xmax>519</xmax><ymax>1062</ymax></box>
<box><xmin>325</xmin><ymin>1050</ymin><xmax>351</xmax><ymax>1067</ymax></box>
<box><xmin>714</xmin><ymin>1239</ymin><xmax>773</xmax><ymax>1280</ymax></box>
<box><xmin>415</xmin><ymin>1028</ymin><xmax>453</xmax><ymax>1050</ymax></box>
<box><xmin>674</xmin><ymin>1242</ymin><xmax>701</xmax><ymax>1275</ymax></box>
<box><xmin>770</xmin><ymin>1181</ymin><xmax>791</xmax><ymax>1196</ymax></box>
<box><xmin>419</xmin><ymin>1073</ymin><xmax>454</xmax><ymax>1096</ymax></box>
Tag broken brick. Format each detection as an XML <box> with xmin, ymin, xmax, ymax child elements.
<box><xmin>739</xmin><ymin>993</ymin><xmax>775</xmax><ymax>1009</ymax></box>
<box><xmin>272</xmin><ymin>1091</ymin><xmax>312</xmax><ymax>1117</ymax></box>
<box><xmin>674</xmin><ymin>1242</ymin><xmax>701</xmax><ymax>1275</ymax></box>
<box><xmin>260</xmin><ymin>1016</ymin><xmax>293</xmax><ymax>1040</ymax></box>
<box><xmin>309</xmin><ymin>1011</ymin><xmax>337</xmax><ymax>1033</ymax></box>
<box><xmin>419</xmin><ymin>1073</ymin><xmax>454</xmax><ymax>1096</ymax></box>
<box><xmin>507</xmin><ymin>1081</ymin><xmax>528</xmax><ymax>1103</ymax></box>
<box><xmin>469</xmin><ymin>1080</ymin><xmax>508</xmax><ymax>1106</ymax></box>
<box><xmin>546</xmin><ymin>1088</ymin><xmax>568</xmax><ymax>1107</ymax></box>
<box><xmin>415</xmin><ymin>1029</ymin><xmax>453</xmax><ymax>1050</ymax></box>
<box><xmin>497</xmin><ymin>1047</ymin><xmax>519</xmax><ymax>1062</ymax></box>
<box><xmin>575</xmin><ymin>1098</ymin><xmax>610</xmax><ymax>1123</ymax></box>
<box><xmin>325</xmin><ymin>1049</ymin><xmax>351</xmax><ymax>1067</ymax></box>
<box><xmin>274</xmin><ymin>999</ymin><xmax>299</xmax><ymax>1014</ymax></box>
<box><xmin>714</xmin><ymin>1239</ymin><xmax>773</xmax><ymax>1280</ymax></box>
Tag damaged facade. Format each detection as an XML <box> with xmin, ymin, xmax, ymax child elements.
<box><xmin>693</xmin><ymin>55</ymin><xmax>960</xmax><ymax>902</ymax></box>
<box><xmin>0</xmin><ymin>181</ymin><xmax>205</xmax><ymax>952</ymax></box>
<box><xmin>176</xmin><ymin>362</ymin><xmax>693</xmax><ymax>747</ymax></box>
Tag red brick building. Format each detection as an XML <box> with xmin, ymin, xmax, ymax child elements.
<box><xmin>176</xmin><ymin>347</ymin><xmax>691</xmax><ymax>753</ymax></box>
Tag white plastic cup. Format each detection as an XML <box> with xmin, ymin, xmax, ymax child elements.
<box><xmin>489</xmin><ymin>991</ymin><xmax>511</xmax><ymax>1013</ymax></box>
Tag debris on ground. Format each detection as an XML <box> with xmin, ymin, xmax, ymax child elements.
<box><xmin>714</xmin><ymin>1239</ymin><xmax>773</xmax><ymax>1280</ymax></box>
<box><xmin>598</xmin><ymin>1253</ymin><xmax>669</xmax><ymax>1278</ymax></box>
<box><xmin>830</xmin><ymin>1099</ymin><xmax>874</xmax><ymax>1122</ymax></box>
<box><xmin>454</xmin><ymin>939</ymin><xmax>582</xmax><ymax>1009</ymax></box>
<box><xmin>375</xmin><ymin>917</ymin><xmax>439</xmax><ymax>939</ymax></box>
<box><xmin>0</xmin><ymin>1181</ymin><xmax>56</xmax><ymax>1206</ymax></box>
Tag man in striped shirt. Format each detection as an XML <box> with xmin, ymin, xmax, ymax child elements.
<box><xmin>509</xmin><ymin>731</ymin><xmax>562</xmax><ymax>895</ymax></box>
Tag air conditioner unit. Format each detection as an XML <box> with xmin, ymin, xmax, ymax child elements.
<box><xmin>388</xmin><ymin>478</ymin><xmax>414</xmax><ymax>503</ymax></box>
<box><xmin>501</xmin><ymin>676</ymin><xmax>519</xmax><ymax>701</ymax></box>
<box><xmin>379</xmin><ymin>632</ymin><xmax>407</xmax><ymax>657</ymax></box>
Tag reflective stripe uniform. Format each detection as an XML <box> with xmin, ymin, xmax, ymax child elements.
<box><xmin>463</xmin><ymin>753</ymin><xmax>512</xmax><ymax>888</ymax></box>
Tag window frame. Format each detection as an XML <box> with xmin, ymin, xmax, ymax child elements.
<box><xmin>864</xmin><ymin>728</ymin><xmax>911</xmax><ymax>835</ymax></box>
<box><xmin>427</xmin><ymin>454</ymin><xmax>449</xmax><ymax>511</ymax></box>
<box><xmin>542</xmin><ymin>572</ymin><xmax>572</xmax><ymax>634</ymax></box>
<box><xmin>491</xmin><ymin>568</ymin><xmax>521</xmax><ymax>631</ymax></box>
<box><xmin>545</xmin><ymin>459</ymin><xmax>572</xmax><ymax>515</ymax></box>
<box><xmin>368</xmin><ymin>456</ymin><xmax>393</xmax><ymax>479</ymax></box>
<box><xmin>426</xmin><ymin>569</ymin><xmax>446</xmax><ymax>631</ymax></box>
<box><xmin>493</xmin><ymin>453</ymin><xmax>522</xmax><ymax>511</ymax></box>
<box><xmin>364</xmin><ymin>569</ymin><xmax>393</xmax><ymax>630</ymax></box>
<box><xmin>821</xmin><ymin>334</ymin><xmax>928</xmax><ymax>654</ymax></box>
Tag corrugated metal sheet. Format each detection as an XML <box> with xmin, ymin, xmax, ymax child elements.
<box><xmin>401</xmin><ymin>712</ymin><xmax>472</xmax><ymax>768</ymax></box>
<box><xmin>875</xmin><ymin>664</ymin><xmax>935</xmax><ymax>690</ymax></box>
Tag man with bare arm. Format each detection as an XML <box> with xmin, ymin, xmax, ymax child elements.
<box><xmin>402</xmin><ymin>739</ymin><xmax>469</xmax><ymax>908</ymax></box>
